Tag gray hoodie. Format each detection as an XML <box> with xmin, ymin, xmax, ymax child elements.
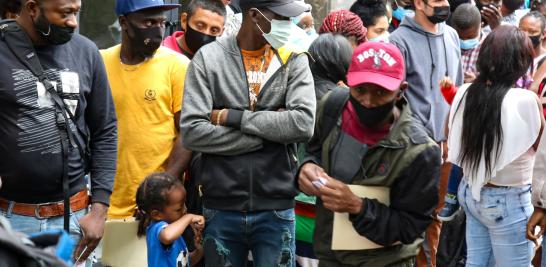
<box><xmin>390</xmin><ymin>16</ymin><xmax>463</xmax><ymax>142</ymax></box>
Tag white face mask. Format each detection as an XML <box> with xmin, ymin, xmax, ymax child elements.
<box><xmin>255</xmin><ymin>9</ymin><xmax>299</xmax><ymax>49</ymax></box>
<box><xmin>369</xmin><ymin>32</ymin><xmax>390</xmax><ymax>43</ymax></box>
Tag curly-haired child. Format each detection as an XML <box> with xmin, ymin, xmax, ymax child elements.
<box><xmin>136</xmin><ymin>173</ymin><xmax>204</xmax><ymax>267</ymax></box>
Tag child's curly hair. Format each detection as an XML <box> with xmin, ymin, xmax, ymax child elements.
<box><xmin>135</xmin><ymin>173</ymin><xmax>183</xmax><ymax>237</ymax></box>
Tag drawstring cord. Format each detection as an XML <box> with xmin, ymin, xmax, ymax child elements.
<box><xmin>425</xmin><ymin>31</ymin><xmax>450</xmax><ymax>90</ymax></box>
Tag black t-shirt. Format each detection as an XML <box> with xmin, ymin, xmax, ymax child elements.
<box><xmin>0</xmin><ymin>33</ymin><xmax>117</xmax><ymax>204</ymax></box>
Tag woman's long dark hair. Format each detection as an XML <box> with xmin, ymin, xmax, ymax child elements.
<box><xmin>458</xmin><ymin>26</ymin><xmax>534</xmax><ymax>179</ymax></box>
<box><xmin>308</xmin><ymin>33</ymin><xmax>354</xmax><ymax>84</ymax></box>
<box><xmin>135</xmin><ymin>173</ymin><xmax>183</xmax><ymax>237</ymax></box>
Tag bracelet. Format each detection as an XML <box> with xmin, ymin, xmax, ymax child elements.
<box><xmin>217</xmin><ymin>109</ymin><xmax>225</xmax><ymax>126</ymax></box>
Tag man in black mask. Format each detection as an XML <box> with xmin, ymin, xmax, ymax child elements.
<box><xmin>163</xmin><ymin>0</ymin><xmax>226</xmax><ymax>59</ymax></box>
<box><xmin>298</xmin><ymin>41</ymin><xmax>441</xmax><ymax>266</ymax></box>
<box><xmin>390</xmin><ymin>0</ymin><xmax>463</xmax><ymax>264</ymax></box>
<box><xmin>478</xmin><ymin>0</ymin><xmax>525</xmax><ymax>33</ymax></box>
<box><xmin>0</xmin><ymin>0</ymin><xmax>118</xmax><ymax>264</ymax></box>
<box><xmin>100</xmin><ymin>0</ymin><xmax>200</xmax><ymax>261</ymax></box>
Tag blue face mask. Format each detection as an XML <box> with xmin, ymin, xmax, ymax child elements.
<box><xmin>307</xmin><ymin>28</ymin><xmax>318</xmax><ymax>37</ymax></box>
<box><xmin>460</xmin><ymin>38</ymin><xmax>480</xmax><ymax>50</ymax></box>
<box><xmin>392</xmin><ymin>7</ymin><xmax>406</xmax><ymax>21</ymax></box>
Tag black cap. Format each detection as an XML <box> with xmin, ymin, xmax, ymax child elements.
<box><xmin>240</xmin><ymin>0</ymin><xmax>310</xmax><ymax>17</ymax></box>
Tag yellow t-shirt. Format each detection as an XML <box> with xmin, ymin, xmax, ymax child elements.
<box><xmin>100</xmin><ymin>45</ymin><xmax>190</xmax><ymax>219</ymax></box>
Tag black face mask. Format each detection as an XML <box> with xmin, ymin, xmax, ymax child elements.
<box><xmin>349</xmin><ymin>96</ymin><xmax>395</xmax><ymax>128</ymax></box>
<box><xmin>184</xmin><ymin>23</ymin><xmax>217</xmax><ymax>53</ymax></box>
<box><xmin>426</xmin><ymin>5</ymin><xmax>451</xmax><ymax>24</ymax></box>
<box><xmin>530</xmin><ymin>34</ymin><xmax>542</xmax><ymax>47</ymax></box>
<box><xmin>33</xmin><ymin>9</ymin><xmax>74</xmax><ymax>45</ymax></box>
<box><xmin>127</xmin><ymin>21</ymin><xmax>164</xmax><ymax>59</ymax></box>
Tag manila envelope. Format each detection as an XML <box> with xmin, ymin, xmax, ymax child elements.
<box><xmin>331</xmin><ymin>185</ymin><xmax>396</xmax><ymax>250</ymax></box>
<box><xmin>101</xmin><ymin>218</ymin><xmax>147</xmax><ymax>267</ymax></box>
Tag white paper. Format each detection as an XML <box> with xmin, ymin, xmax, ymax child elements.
<box><xmin>331</xmin><ymin>185</ymin><xmax>396</xmax><ymax>250</ymax></box>
<box><xmin>101</xmin><ymin>219</ymin><xmax>147</xmax><ymax>267</ymax></box>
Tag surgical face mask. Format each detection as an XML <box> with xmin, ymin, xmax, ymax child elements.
<box><xmin>530</xmin><ymin>34</ymin><xmax>542</xmax><ymax>47</ymax></box>
<box><xmin>369</xmin><ymin>33</ymin><xmax>390</xmax><ymax>43</ymax></box>
<box><xmin>33</xmin><ymin>8</ymin><xmax>75</xmax><ymax>45</ymax></box>
<box><xmin>393</xmin><ymin>6</ymin><xmax>407</xmax><ymax>21</ymax></box>
<box><xmin>460</xmin><ymin>38</ymin><xmax>480</xmax><ymax>50</ymax></box>
<box><xmin>185</xmin><ymin>23</ymin><xmax>217</xmax><ymax>53</ymax></box>
<box><xmin>255</xmin><ymin>9</ymin><xmax>295</xmax><ymax>49</ymax></box>
<box><xmin>425</xmin><ymin>4</ymin><xmax>450</xmax><ymax>24</ymax></box>
<box><xmin>127</xmin><ymin>21</ymin><xmax>164</xmax><ymax>59</ymax></box>
<box><xmin>349</xmin><ymin>95</ymin><xmax>396</xmax><ymax>128</ymax></box>
<box><xmin>307</xmin><ymin>28</ymin><xmax>318</xmax><ymax>38</ymax></box>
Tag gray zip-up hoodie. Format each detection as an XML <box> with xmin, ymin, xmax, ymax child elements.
<box><xmin>390</xmin><ymin>16</ymin><xmax>463</xmax><ymax>142</ymax></box>
<box><xmin>180</xmin><ymin>35</ymin><xmax>316</xmax><ymax>211</ymax></box>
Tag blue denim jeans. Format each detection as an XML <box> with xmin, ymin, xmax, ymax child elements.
<box><xmin>202</xmin><ymin>207</ymin><xmax>296</xmax><ymax>267</ymax></box>
<box><xmin>458</xmin><ymin>179</ymin><xmax>533</xmax><ymax>267</ymax></box>
<box><xmin>1</xmin><ymin>206</ymin><xmax>92</xmax><ymax>266</ymax></box>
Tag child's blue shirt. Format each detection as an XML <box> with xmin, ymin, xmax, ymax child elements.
<box><xmin>146</xmin><ymin>221</ymin><xmax>190</xmax><ymax>267</ymax></box>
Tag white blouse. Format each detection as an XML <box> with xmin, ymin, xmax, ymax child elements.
<box><xmin>447</xmin><ymin>84</ymin><xmax>541</xmax><ymax>201</ymax></box>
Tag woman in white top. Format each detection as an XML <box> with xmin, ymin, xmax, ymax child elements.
<box><xmin>448</xmin><ymin>25</ymin><xmax>546</xmax><ymax>267</ymax></box>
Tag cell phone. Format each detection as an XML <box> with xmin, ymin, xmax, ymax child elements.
<box><xmin>312</xmin><ymin>177</ymin><xmax>328</xmax><ymax>189</ymax></box>
<box><xmin>487</xmin><ymin>3</ymin><xmax>500</xmax><ymax>9</ymax></box>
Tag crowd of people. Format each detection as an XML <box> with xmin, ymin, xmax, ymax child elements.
<box><xmin>3</xmin><ymin>0</ymin><xmax>546</xmax><ymax>266</ymax></box>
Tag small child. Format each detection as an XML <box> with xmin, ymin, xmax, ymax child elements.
<box><xmin>136</xmin><ymin>173</ymin><xmax>205</xmax><ymax>267</ymax></box>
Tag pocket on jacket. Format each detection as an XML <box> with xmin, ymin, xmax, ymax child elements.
<box><xmin>198</xmin><ymin>154</ymin><xmax>248</xmax><ymax>199</ymax></box>
<box><xmin>253</xmin><ymin>143</ymin><xmax>298</xmax><ymax>199</ymax></box>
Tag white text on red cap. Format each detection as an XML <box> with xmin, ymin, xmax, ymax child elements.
<box><xmin>357</xmin><ymin>49</ymin><xmax>397</xmax><ymax>67</ymax></box>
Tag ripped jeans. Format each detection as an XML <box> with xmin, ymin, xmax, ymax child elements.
<box><xmin>202</xmin><ymin>207</ymin><xmax>296</xmax><ymax>267</ymax></box>
<box><xmin>458</xmin><ymin>179</ymin><xmax>533</xmax><ymax>267</ymax></box>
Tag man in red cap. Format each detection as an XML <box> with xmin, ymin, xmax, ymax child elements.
<box><xmin>298</xmin><ymin>41</ymin><xmax>441</xmax><ymax>266</ymax></box>
<box><xmin>180</xmin><ymin>0</ymin><xmax>315</xmax><ymax>266</ymax></box>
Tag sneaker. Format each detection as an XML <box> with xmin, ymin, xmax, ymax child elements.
<box><xmin>438</xmin><ymin>193</ymin><xmax>459</xmax><ymax>222</ymax></box>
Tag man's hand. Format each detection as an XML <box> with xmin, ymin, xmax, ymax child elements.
<box><xmin>319</xmin><ymin>178</ymin><xmax>363</xmax><ymax>214</ymax></box>
<box><xmin>482</xmin><ymin>5</ymin><xmax>502</xmax><ymax>29</ymax></box>
<box><xmin>439</xmin><ymin>76</ymin><xmax>453</xmax><ymax>90</ymax></box>
<box><xmin>211</xmin><ymin>109</ymin><xmax>228</xmax><ymax>126</ymax></box>
<box><xmin>74</xmin><ymin>202</ymin><xmax>108</xmax><ymax>263</ymax></box>
<box><xmin>298</xmin><ymin>163</ymin><xmax>330</xmax><ymax>196</ymax></box>
<box><xmin>464</xmin><ymin>71</ymin><xmax>477</xmax><ymax>83</ymax></box>
<box><xmin>527</xmin><ymin>208</ymin><xmax>546</xmax><ymax>246</ymax></box>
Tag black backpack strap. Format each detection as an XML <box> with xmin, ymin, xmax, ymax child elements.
<box><xmin>317</xmin><ymin>86</ymin><xmax>350</xmax><ymax>173</ymax></box>
<box><xmin>1</xmin><ymin>20</ymin><xmax>80</xmax><ymax>232</ymax></box>
<box><xmin>319</xmin><ymin>86</ymin><xmax>350</xmax><ymax>143</ymax></box>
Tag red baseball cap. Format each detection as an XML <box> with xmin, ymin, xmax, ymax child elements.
<box><xmin>347</xmin><ymin>42</ymin><xmax>405</xmax><ymax>91</ymax></box>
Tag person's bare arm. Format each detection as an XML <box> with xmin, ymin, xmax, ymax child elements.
<box><xmin>165</xmin><ymin>112</ymin><xmax>193</xmax><ymax>180</ymax></box>
<box><xmin>530</xmin><ymin>62</ymin><xmax>546</xmax><ymax>94</ymax></box>
<box><xmin>159</xmin><ymin>214</ymin><xmax>204</xmax><ymax>245</ymax></box>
